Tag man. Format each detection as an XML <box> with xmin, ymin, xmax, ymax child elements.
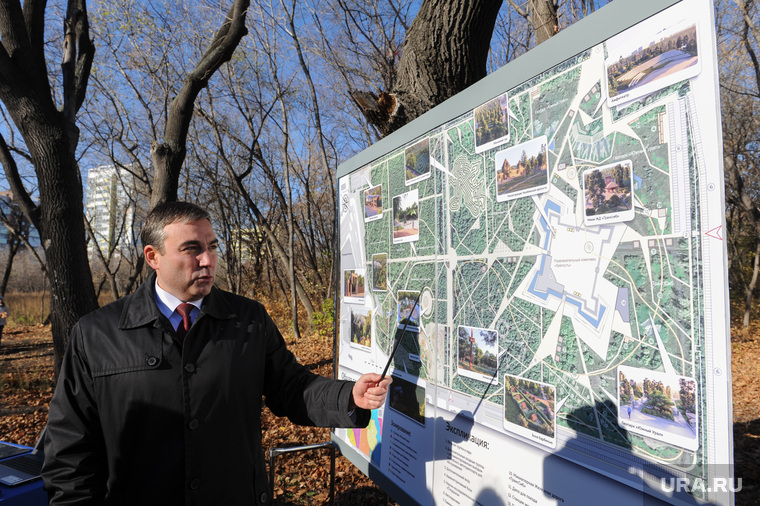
<box><xmin>42</xmin><ymin>201</ymin><xmax>391</xmax><ymax>505</ymax></box>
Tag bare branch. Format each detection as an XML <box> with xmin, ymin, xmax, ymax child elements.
<box><xmin>0</xmin><ymin>131</ymin><xmax>40</xmax><ymax>230</ymax></box>
<box><xmin>151</xmin><ymin>0</ymin><xmax>250</xmax><ymax>207</ymax></box>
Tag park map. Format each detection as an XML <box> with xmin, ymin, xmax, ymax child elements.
<box><xmin>338</xmin><ymin>5</ymin><xmax>722</xmax><ymax>502</ymax></box>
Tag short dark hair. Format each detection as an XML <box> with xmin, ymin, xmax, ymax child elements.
<box><xmin>141</xmin><ymin>201</ymin><xmax>211</xmax><ymax>252</ymax></box>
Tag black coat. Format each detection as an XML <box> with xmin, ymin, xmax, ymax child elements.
<box><xmin>42</xmin><ymin>274</ymin><xmax>368</xmax><ymax>505</ymax></box>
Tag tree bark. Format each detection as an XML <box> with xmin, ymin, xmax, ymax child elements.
<box><xmin>352</xmin><ymin>0</ymin><xmax>503</xmax><ymax>136</ymax></box>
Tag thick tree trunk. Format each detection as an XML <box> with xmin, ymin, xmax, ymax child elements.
<box><xmin>6</xmin><ymin>117</ymin><xmax>99</xmax><ymax>375</ymax></box>
<box><xmin>39</xmin><ymin>153</ymin><xmax>98</xmax><ymax>375</ymax></box>
<box><xmin>352</xmin><ymin>0</ymin><xmax>503</xmax><ymax>136</ymax></box>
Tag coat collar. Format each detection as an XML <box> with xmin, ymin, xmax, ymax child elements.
<box><xmin>119</xmin><ymin>272</ymin><xmax>236</xmax><ymax>330</ymax></box>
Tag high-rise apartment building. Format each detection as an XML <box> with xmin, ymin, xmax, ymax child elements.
<box><xmin>85</xmin><ymin>164</ymin><xmax>148</xmax><ymax>261</ymax></box>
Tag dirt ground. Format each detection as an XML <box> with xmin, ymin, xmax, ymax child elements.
<box><xmin>1</xmin><ymin>323</ymin><xmax>757</xmax><ymax>505</ymax></box>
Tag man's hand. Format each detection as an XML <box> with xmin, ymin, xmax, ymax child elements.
<box><xmin>351</xmin><ymin>373</ymin><xmax>392</xmax><ymax>410</ymax></box>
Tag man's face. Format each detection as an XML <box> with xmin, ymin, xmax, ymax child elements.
<box><xmin>144</xmin><ymin>219</ymin><xmax>218</xmax><ymax>302</ymax></box>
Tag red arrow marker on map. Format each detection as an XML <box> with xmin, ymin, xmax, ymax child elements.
<box><xmin>705</xmin><ymin>225</ymin><xmax>723</xmax><ymax>241</ymax></box>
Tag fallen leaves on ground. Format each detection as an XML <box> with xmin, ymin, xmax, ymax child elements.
<box><xmin>0</xmin><ymin>326</ymin><xmax>54</xmax><ymax>447</ymax></box>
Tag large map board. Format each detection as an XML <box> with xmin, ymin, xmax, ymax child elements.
<box><xmin>333</xmin><ymin>0</ymin><xmax>734</xmax><ymax>504</ymax></box>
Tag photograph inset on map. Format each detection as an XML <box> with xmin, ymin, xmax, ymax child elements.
<box><xmin>617</xmin><ymin>365</ymin><xmax>698</xmax><ymax>451</ymax></box>
<box><xmin>343</xmin><ymin>269</ymin><xmax>365</xmax><ymax>303</ymax></box>
<box><xmin>474</xmin><ymin>92</ymin><xmax>510</xmax><ymax>153</ymax></box>
<box><xmin>456</xmin><ymin>325</ymin><xmax>499</xmax><ymax>384</ymax></box>
<box><xmin>503</xmin><ymin>374</ymin><xmax>556</xmax><ymax>448</ymax></box>
<box><xmin>583</xmin><ymin>161</ymin><xmax>634</xmax><ymax>224</ymax></box>
<box><xmin>405</xmin><ymin>138</ymin><xmax>431</xmax><ymax>185</ymax></box>
<box><xmin>364</xmin><ymin>184</ymin><xmax>383</xmax><ymax>222</ymax></box>
<box><xmin>349</xmin><ymin>307</ymin><xmax>372</xmax><ymax>349</ymax></box>
<box><xmin>372</xmin><ymin>253</ymin><xmax>387</xmax><ymax>292</ymax></box>
<box><xmin>392</xmin><ymin>189</ymin><xmax>419</xmax><ymax>244</ymax></box>
<box><xmin>494</xmin><ymin>136</ymin><xmax>549</xmax><ymax>202</ymax></box>
<box><xmin>388</xmin><ymin>372</ymin><xmax>426</xmax><ymax>426</ymax></box>
<box><xmin>397</xmin><ymin>290</ymin><xmax>421</xmax><ymax>332</ymax></box>
<box><xmin>605</xmin><ymin>6</ymin><xmax>700</xmax><ymax>107</ymax></box>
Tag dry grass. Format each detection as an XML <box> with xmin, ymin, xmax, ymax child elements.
<box><xmin>2</xmin><ymin>292</ymin><xmax>49</xmax><ymax>326</ymax></box>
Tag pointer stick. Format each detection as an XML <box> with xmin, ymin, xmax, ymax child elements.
<box><xmin>379</xmin><ymin>290</ymin><xmax>422</xmax><ymax>383</ymax></box>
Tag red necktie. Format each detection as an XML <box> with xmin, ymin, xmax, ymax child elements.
<box><xmin>176</xmin><ymin>303</ymin><xmax>194</xmax><ymax>341</ymax></box>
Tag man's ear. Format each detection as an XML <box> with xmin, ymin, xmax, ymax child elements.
<box><xmin>144</xmin><ymin>245</ymin><xmax>160</xmax><ymax>270</ymax></box>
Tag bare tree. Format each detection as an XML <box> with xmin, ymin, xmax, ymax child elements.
<box><xmin>149</xmin><ymin>0</ymin><xmax>251</xmax><ymax>207</ymax></box>
<box><xmin>188</xmin><ymin>1</ymin><xmax>351</xmax><ymax>327</ymax></box>
<box><xmin>84</xmin><ymin>0</ymin><xmax>256</xmax><ymax>289</ymax></box>
<box><xmin>0</xmin><ymin>0</ymin><xmax>99</xmax><ymax>374</ymax></box>
<box><xmin>719</xmin><ymin>0</ymin><xmax>760</xmax><ymax>326</ymax></box>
